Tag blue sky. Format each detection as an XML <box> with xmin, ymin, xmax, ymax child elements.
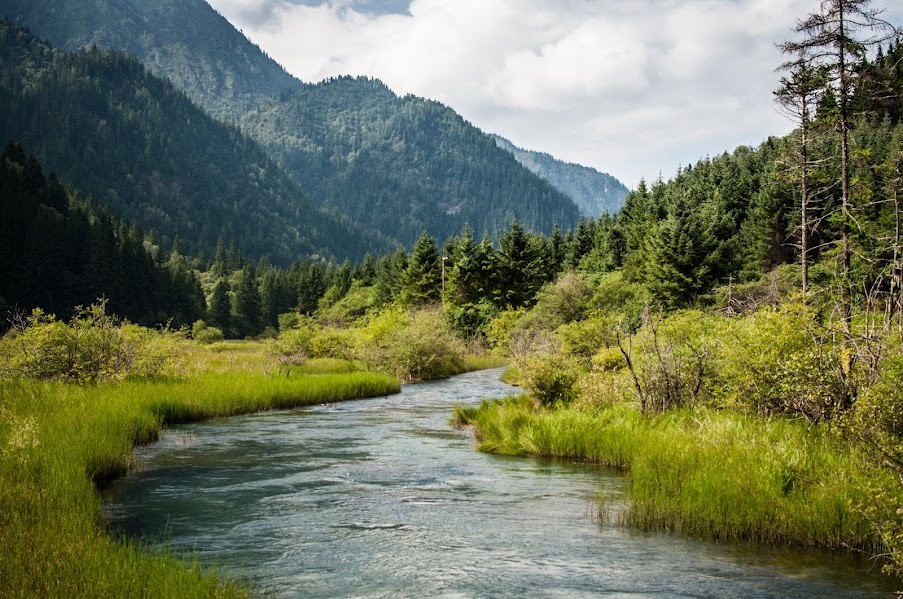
<box><xmin>208</xmin><ymin>0</ymin><xmax>903</xmax><ymax>189</ymax></box>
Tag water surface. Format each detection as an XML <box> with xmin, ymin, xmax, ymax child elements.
<box><xmin>103</xmin><ymin>369</ymin><xmax>896</xmax><ymax>597</ymax></box>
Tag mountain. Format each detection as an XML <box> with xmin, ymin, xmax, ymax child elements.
<box><xmin>1</xmin><ymin>0</ymin><xmax>300</xmax><ymax>122</ymax></box>
<box><xmin>4</xmin><ymin>1</ymin><xmax>581</xmax><ymax>246</ymax></box>
<box><xmin>0</xmin><ymin>22</ymin><xmax>386</xmax><ymax>265</ymax></box>
<box><xmin>492</xmin><ymin>135</ymin><xmax>628</xmax><ymax>217</ymax></box>
<box><xmin>241</xmin><ymin>77</ymin><xmax>580</xmax><ymax>245</ymax></box>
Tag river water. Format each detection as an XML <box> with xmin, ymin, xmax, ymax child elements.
<box><xmin>103</xmin><ymin>369</ymin><xmax>896</xmax><ymax>597</ymax></box>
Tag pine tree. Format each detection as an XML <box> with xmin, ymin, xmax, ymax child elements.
<box><xmin>401</xmin><ymin>232</ymin><xmax>441</xmax><ymax>306</ymax></box>
<box><xmin>209</xmin><ymin>278</ymin><xmax>231</xmax><ymax>333</ymax></box>
<box><xmin>233</xmin><ymin>265</ymin><xmax>261</xmax><ymax>337</ymax></box>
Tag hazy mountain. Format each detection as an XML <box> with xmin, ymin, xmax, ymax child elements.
<box><xmin>1</xmin><ymin>0</ymin><xmax>300</xmax><ymax>121</ymax></box>
<box><xmin>241</xmin><ymin>77</ymin><xmax>580</xmax><ymax>245</ymax></box>
<box><xmin>0</xmin><ymin>22</ymin><xmax>386</xmax><ymax>265</ymax></box>
<box><xmin>5</xmin><ymin>1</ymin><xmax>581</xmax><ymax>245</ymax></box>
<box><xmin>492</xmin><ymin>135</ymin><xmax>628</xmax><ymax>217</ymax></box>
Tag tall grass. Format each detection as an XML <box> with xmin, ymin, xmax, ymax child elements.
<box><xmin>0</xmin><ymin>370</ymin><xmax>399</xmax><ymax>597</ymax></box>
<box><xmin>454</xmin><ymin>397</ymin><xmax>898</xmax><ymax>552</ymax></box>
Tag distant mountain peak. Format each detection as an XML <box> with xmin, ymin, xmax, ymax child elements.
<box><xmin>492</xmin><ymin>135</ymin><xmax>628</xmax><ymax>217</ymax></box>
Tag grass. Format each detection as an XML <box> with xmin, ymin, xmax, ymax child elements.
<box><xmin>453</xmin><ymin>396</ymin><xmax>900</xmax><ymax>553</ymax></box>
<box><xmin>0</xmin><ymin>361</ymin><xmax>399</xmax><ymax>597</ymax></box>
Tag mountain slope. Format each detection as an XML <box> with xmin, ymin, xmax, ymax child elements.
<box><xmin>5</xmin><ymin>1</ymin><xmax>582</xmax><ymax>246</ymax></box>
<box><xmin>492</xmin><ymin>135</ymin><xmax>628</xmax><ymax>217</ymax></box>
<box><xmin>0</xmin><ymin>22</ymin><xmax>385</xmax><ymax>264</ymax></box>
<box><xmin>1</xmin><ymin>0</ymin><xmax>300</xmax><ymax>121</ymax></box>
<box><xmin>241</xmin><ymin>77</ymin><xmax>581</xmax><ymax>245</ymax></box>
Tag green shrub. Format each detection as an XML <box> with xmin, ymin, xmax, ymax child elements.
<box><xmin>309</xmin><ymin>327</ymin><xmax>355</xmax><ymax>360</ymax></box>
<box><xmin>192</xmin><ymin>321</ymin><xmax>225</xmax><ymax>345</ymax></box>
<box><xmin>557</xmin><ymin>315</ymin><xmax>618</xmax><ymax>359</ymax></box>
<box><xmin>355</xmin><ymin>306</ymin><xmax>466</xmax><ymax>381</ymax></box>
<box><xmin>518</xmin><ymin>352</ymin><xmax>580</xmax><ymax>407</ymax></box>
<box><xmin>0</xmin><ymin>302</ymin><xmax>182</xmax><ymax>382</ymax></box>
<box><xmin>712</xmin><ymin>305</ymin><xmax>847</xmax><ymax>421</ymax></box>
<box><xmin>267</xmin><ymin>318</ymin><xmax>317</xmax><ymax>365</ymax></box>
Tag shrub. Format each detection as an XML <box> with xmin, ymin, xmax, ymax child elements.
<box><xmin>191</xmin><ymin>320</ymin><xmax>225</xmax><ymax>345</ymax></box>
<box><xmin>712</xmin><ymin>305</ymin><xmax>847</xmax><ymax>421</ymax></box>
<box><xmin>309</xmin><ymin>327</ymin><xmax>355</xmax><ymax>360</ymax></box>
<box><xmin>518</xmin><ymin>352</ymin><xmax>580</xmax><ymax>407</ymax></box>
<box><xmin>0</xmin><ymin>302</ymin><xmax>182</xmax><ymax>382</ymax></box>
<box><xmin>355</xmin><ymin>306</ymin><xmax>465</xmax><ymax>381</ymax></box>
<box><xmin>557</xmin><ymin>315</ymin><xmax>619</xmax><ymax>359</ymax></box>
<box><xmin>267</xmin><ymin>317</ymin><xmax>317</xmax><ymax>365</ymax></box>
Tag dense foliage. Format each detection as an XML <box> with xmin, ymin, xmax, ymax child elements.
<box><xmin>492</xmin><ymin>135</ymin><xmax>629</xmax><ymax>217</ymax></box>
<box><xmin>0</xmin><ymin>22</ymin><xmax>385</xmax><ymax>265</ymax></box>
<box><xmin>241</xmin><ymin>77</ymin><xmax>580</xmax><ymax>246</ymax></box>
<box><xmin>0</xmin><ymin>142</ymin><xmax>204</xmax><ymax>327</ymax></box>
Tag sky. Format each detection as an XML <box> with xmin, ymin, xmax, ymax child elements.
<box><xmin>206</xmin><ymin>0</ymin><xmax>903</xmax><ymax>189</ymax></box>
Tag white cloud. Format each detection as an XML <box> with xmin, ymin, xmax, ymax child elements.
<box><xmin>205</xmin><ymin>0</ymin><xmax>899</xmax><ymax>188</ymax></box>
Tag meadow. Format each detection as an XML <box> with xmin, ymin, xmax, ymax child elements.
<box><xmin>0</xmin><ymin>341</ymin><xmax>399</xmax><ymax>598</ymax></box>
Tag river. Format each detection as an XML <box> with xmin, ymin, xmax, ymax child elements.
<box><xmin>103</xmin><ymin>368</ymin><xmax>896</xmax><ymax>597</ymax></box>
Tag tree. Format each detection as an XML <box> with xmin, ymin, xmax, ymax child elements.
<box><xmin>780</xmin><ymin>0</ymin><xmax>898</xmax><ymax>330</ymax></box>
<box><xmin>775</xmin><ymin>51</ymin><xmax>829</xmax><ymax>296</ymax></box>
<box><xmin>401</xmin><ymin>233</ymin><xmax>441</xmax><ymax>306</ymax></box>
<box><xmin>209</xmin><ymin>278</ymin><xmax>231</xmax><ymax>333</ymax></box>
<box><xmin>497</xmin><ymin>221</ymin><xmax>543</xmax><ymax>308</ymax></box>
<box><xmin>233</xmin><ymin>265</ymin><xmax>261</xmax><ymax>337</ymax></box>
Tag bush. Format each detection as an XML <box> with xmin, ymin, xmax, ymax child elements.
<box><xmin>619</xmin><ymin>310</ymin><xmax>715</xmax><ymax>414</ymax></box>
<box><xmin>712</xmin><ymin>305</ymin><xmax>847</xmax><ymax>421</ymax></box>
<box><xmin>191</xmin><ymin>320</ymin><xmax>224</xmax><ymax>345</ymax></box>
<box><xmin>557</xmin><ymin>315</ymin><xmax>619</xmax><ymax>359</ymax></box>
<box><xmin>355</xmin><ymin>307</ymin><xmax>465</xmax><ymax>381</ymax></box>
<box><xmin>530</xmin><ymin>272</ymin><xmax>593</xmax><ymax>328</ymax></box>
<box><xmin>518</xmin><ymin>352</ymin><xmax>580</xmax><ymax>407</ymax></box>
<box><xmin>309</xmin><ymin>327</ymin><xmax>355</xmax><ymax>360</ymax></box>
<box><xmin>0</xmin><ymin>301</ymin><xmax>182</xmax><ymax>382</ymax></box>
<box><xmin>267</xmin><ymin>317</ymin><xmax>317</xmax><ymax>365</ymax></box>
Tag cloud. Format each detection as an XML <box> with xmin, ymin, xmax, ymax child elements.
<box><xmin>205</xmin><ymin>0</ymin><xmax>896</xmax><ymax>188</ymax></box>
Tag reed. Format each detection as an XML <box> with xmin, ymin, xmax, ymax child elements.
<box><xmin>0</xmin><ymin>370</ymin><xmax>399</xmax><ymax>597</ymax></box>
<box><xmin>455</xmin><ymin>396</ymin><xmax>898</xmax><ymax>553</ymax></box>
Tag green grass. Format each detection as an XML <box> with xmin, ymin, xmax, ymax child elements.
<box><xmin>454</xmin><ymin>396</ymin><xmax>899</xmax><ymax>552</ymax></box>
<box><xmin>0</xmin><ymin>370</ymin><xmax>400</xmax><ymax>597</ymax></box>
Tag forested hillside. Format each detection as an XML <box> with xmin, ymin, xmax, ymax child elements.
<box><xmin>3</xmin><ymin>1</ymin><xmax>584</xmax><ymax>247</ymax></box>
<box><xmin>0</xmin><ymin>22</ymin><xmax>386</xmax><ymax>265</ymax></box>
<box><xmin>1</xmin><ymin>0</ymin><xmax>299</xmax><ymax>121</ymax></box>
<box><xmin>241</xmin><ymin>77</ymin><xmax>581</xmax><ymax>245</ymax></box>
<box><xmin>0</xmin><ymin>142</ymin><xmax>204</xmax><ymax>326</ymax></box>
<box><xmin>492</xmin><ymin>135</ymin><xmax>628</xmax><ymax>217</ymax></box>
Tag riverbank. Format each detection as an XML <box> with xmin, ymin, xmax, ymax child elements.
<box><xmin>453</xmin><ymin>396</ymin><xmax>898</xmax><ymax>554</ymax></box>
<box><xmin>0</xmin><ymin>365</ymin><xmax>399</xmax><ymax>597</ymax></box>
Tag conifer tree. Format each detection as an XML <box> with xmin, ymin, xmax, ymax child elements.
<box><xmin>209</xmin><ymin>278</ymin><xmax>231</xmax><ymax>333</ymax></box>
<box><xmin>401</xmin><ymin>232</ymin><xmax>441</xmax><ymax>306</ymax></box>
<box><xmin>780</xmin><ymin>0</ymin><xmax>898</xmax><ymax>330</ymax></box>
<box><xmin>233</xmin><ymin>264</ymin><xmax>261</xmax><ymax>337</ymax></box>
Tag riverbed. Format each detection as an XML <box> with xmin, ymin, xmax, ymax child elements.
<box><xmin>103</xmin><ymin>368</ymin><xmax>896</xmax><ymax>597</ymax></box>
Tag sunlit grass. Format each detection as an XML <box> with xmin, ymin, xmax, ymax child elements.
<box><xmin>0</xmin><ymin>367</ymin><xmax>399</xmax><ymax>597</ymax></box>
<box><xmin>454</xmin><ymin>397</ymin><xmax>899</xmax><ymax>553</ymax></box>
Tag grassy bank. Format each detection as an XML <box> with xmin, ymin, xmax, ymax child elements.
<box><xmin>454</xmin><ymin>396</ymin><xmax>897</xmax><ymax>552</ymax></box>
<box><xmin>0</xmin><ymin>369</ymin><xmax>399</xmax><ymax>597</ymax></box>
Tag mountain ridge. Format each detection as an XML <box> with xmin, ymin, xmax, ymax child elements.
<box><xmin>0</xmin><ymin>21</ymin><xmax>386</xmax><ymax>265</ymax></box>
<box><xmin>492</xmin><ymin>135</ymin><xmax>628</xmax><ymax>217</ymax></box>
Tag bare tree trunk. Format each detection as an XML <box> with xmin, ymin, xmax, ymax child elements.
<box><xmin>838</xmin><ymin>2</ymin><xmax>853</xmax><ymax>335</ymax></box>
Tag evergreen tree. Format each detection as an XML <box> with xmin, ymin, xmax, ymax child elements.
<box><xmin>209</xmin><ymin>278</ymin><xmax>232</xmax><ymax>333</ymax></box>
<box><xmin>233</xmin><ymin>265</ymin><xmax>261</xmax><ymax>337</ymax></box>
<box><xmin>401</xmin><ymin>233</ymin><xmax>441</xmax><ymax>306</ymax></box>
<box><xmin>496</xmin><ymin>221</ymin><xmax>543</xmax><ymax>308</ymax></box>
